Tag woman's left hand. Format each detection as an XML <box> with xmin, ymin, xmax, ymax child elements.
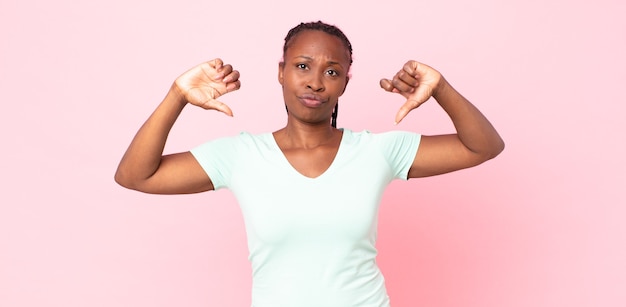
<box><xmin>380</xmin><ymin>60</ymin><xmax>443</xmax><ymax>124</ymax></box>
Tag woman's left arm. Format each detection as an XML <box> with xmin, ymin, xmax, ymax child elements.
<box><xmin>380</xmin><ymin>60</ymin><xmax>505</xmax><ymax>178</ymax></box>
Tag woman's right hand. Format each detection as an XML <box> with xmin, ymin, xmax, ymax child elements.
<box><xmin>174</xmin><ymin>58</ymin><xmax>241</xmax><ymax>116</ymax></box>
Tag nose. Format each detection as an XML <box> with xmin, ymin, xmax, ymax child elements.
<box><xmin>306</xmin><ymin>74</ymin><xmax>324</xmax><ymax>92</ymax></box>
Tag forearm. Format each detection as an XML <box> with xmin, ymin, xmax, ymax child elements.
<box><xmin>114</xmin><ymin>85</ymin><xmax>187</xmax><ymax>187</ymax></box>
<box><xmin>433</xmin><ymin>78</ymin><xmax>505</xmax><ymax>159</ymax></box>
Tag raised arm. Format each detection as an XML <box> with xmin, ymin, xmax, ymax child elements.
<box><xmin>380</xmin><ymin>61</ymin><xmax>504</xmax><ymax>178</ymax></box>
<box><xmin>114</xmin><ymin>59</ymin><xmax>241</xmax><ymax>194</ymax></box>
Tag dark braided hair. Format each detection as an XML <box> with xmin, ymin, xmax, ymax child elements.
<box><xmin>282</xmin><ymin>21</ymin><xmax>353</xmax><ymax>128</ymax></box>
<box><xmin>283</xmin><ymin>21</ymin><xmax>353</xmax><ymax>65</ymax></box>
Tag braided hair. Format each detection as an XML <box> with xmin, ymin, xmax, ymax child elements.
<box><xmin>282</xmin><ymin>21</ymin><xmax>353</xmax><ymax>128</ymax></box>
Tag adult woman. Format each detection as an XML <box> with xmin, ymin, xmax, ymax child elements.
<box><xmin>115</xmin><ymin>21</ymin><xmax>504</xmax><ymax>307</ymax></box>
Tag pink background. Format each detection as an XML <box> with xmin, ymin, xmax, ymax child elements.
<box><xmin>1</xmin><ymin>0</ymin><xmax>625</xmax><ymax>306</ymax></box>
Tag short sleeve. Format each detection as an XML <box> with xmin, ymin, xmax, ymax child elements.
<box><xmin>190</xmin><ymin>135</ymin><xmax>241</xmax><ymax>190</ymax></box>
<box><xmin>374</xmin><ymin>131</ymin><xmax>421</xmax><ymax>180</ymax></box>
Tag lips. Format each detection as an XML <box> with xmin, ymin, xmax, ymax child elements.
<box><xmin>298</xmin><ymin>93</ymin><xmax>327</xmax><ymax>108</ymax></box>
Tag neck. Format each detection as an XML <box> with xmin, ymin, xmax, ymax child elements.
<box><xmin>275</xmin><ymin>118</ymin><xmax>340</xmax><ymax>149</ymax></box>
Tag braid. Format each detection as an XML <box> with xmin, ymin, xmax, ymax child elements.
<box><xmin>331</xmin><ymin>103</ymin><xmax>338</xmax><ymax>128</ymax></box>
<box><xmin>283</xmin><ymin>21</ymin><xmax>353</xmax><ymax>65</ymax></box>
<box><xmin>282</xmin><ymin>21</ymin><xmax>352</xmax><ymax>128</ymax></box>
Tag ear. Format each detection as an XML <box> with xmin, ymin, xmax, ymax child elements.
<box><xmin>278</xmin><ymin>62</ymin><xmax>285</xmax><ymax>86</ymax></box>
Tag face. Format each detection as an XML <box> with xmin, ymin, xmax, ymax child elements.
<box><xmin>278</xmin><ymin>30</ymin><xmax>351</xmax><ymax>126</ymax></box>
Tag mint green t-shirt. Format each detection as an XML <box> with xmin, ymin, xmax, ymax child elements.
<box><xmin>191</xmin><ymin>129</ymin><xmax>421</xmax><ymax>307</ymax></box>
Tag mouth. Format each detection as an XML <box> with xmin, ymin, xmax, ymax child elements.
<box><xmin>298</xmin><ymin>94</ymin><xmax>327</xmax><ymax>108</ymax></box>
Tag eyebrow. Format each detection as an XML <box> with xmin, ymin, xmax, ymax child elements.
<box><xmin>295</xmin><ymin>55</ymin><xmax>342</xmax><ymax>66</ymax></box>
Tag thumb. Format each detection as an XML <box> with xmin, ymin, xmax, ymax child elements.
<box><xmin>188</xmin><ymin>90</ymin><xmax>234</xmax><ymax>117</ymax></box>
<box><xmin>207</xmin><ymin>99</ymin><xmax>234</xmax><ymax>117</ymax></box>
<box><xmin>394</xmin><ymin>99</ymin><xmax>420</xmax><ymax>125</ymax></box>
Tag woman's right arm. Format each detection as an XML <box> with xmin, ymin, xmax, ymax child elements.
<box><xmin>114</xmin><ymin>59</ymin><xmax>241</xmax><ymax>194</ymax></box>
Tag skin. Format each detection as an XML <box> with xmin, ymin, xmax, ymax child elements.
<box><xmin>114</xmin><ymin>30</ymin><xmax>504</xmax><ymax>193</ymax></box>
<box><xmin>273</xmin><ymin>31</ymin><xmax>351</xmax><ymax>178</ymax></box>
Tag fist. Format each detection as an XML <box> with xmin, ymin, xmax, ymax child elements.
<box><xmin>174</xmin><ymin>58</ymin><xmax>241</xmax><ymax>116</ymax></box>
<box><xmin>380</xmin><ymin>60</ymin><xmax>442</xmax><ymax>124</ymax></box>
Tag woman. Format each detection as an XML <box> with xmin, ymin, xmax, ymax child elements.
<box><xmin>115</xmin><ymin>21</ymin><xmax>504</xmax><ymax>307</ymax></box>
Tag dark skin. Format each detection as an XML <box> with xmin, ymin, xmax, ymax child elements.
<box><xmin>274</xmin><ymin>31</ymin><xmax>350</xmax><ymax>178</ymax></box>
<box><xmin>115</xmin><ymin>29</ymin><xmax>504</xmax><ymax>193</ymax></box>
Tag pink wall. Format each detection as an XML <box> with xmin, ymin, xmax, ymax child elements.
<box><xmin>1</xmin><ymin>0</ymin><xmax>624</xmax><ymax>306</ymax></box>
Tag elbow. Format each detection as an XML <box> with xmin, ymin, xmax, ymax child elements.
<box><xmin>114</xmin><ymin>168</ymin><xmax>140</xmax><ymax>191</ymax></box>
<box><xmin>114</xmin><ymin>170</ymin><xmax>130</xmax><ymax>189</ymax></box>
<box><xmin>485</xmin><ymin>137</ymin><xmax>505</xmax><ymax>160</ymax></box>
<box><xmin>497</xmin><ymin>135</ymin><xmax>505</xmax><ymax>154</ymax></box>
<box><xmin>493</xmin><ymin>137</ymin><xmax>505</xmax><ymax>157</ymax></box>
<box><xmin>472</xmin><ymin>137</ymin><xmax>505</xmax><ymax>164</ymax></box>
<box><xmin>114</xmin><ymin>167</ymin><xmax>163</xmax><ymax>193</ymax></box>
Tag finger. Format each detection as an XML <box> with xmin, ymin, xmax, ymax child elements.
<box><xmin>391</xmin><ymin>77</ymin><xmax>416</xmax><ymax>94</ymax></box>
<box><xmin>396</xmin><ymin>68</ymin><xmax>419</xmax><ymax>87</ymax></box>
<box><xmin>379</xmin><ymin>78</ymin><xmax>395</xmax><ymax>92</ymax></box>
<box><xmin>209</xmin><ymin>58</ymin><xmax>224</xmax><ymax>70</ymax></box>
<box><xmin>219</xmin><ymin>64</ymin><xmax>233</xmax><ymax>77</ymax></box>
<box><xmin>188</xmin><ymin>88</ymin><xmax>234</xmax><ymax>117</ymax></box>
<box><xmin>222</xmin><ymin>69</ymin><xmax>240</xmax><ymax>84</ymax></box>
<box><xmin>209</xmin><ymin>58</ymin><xmax>225</xmax><ymax>79</ymax></box>
<box><xmin>225</xmin><ymin>80</ymin><xmax>241</xmax><ymax>93</ymax></box>
<box><xmin>381</xmin><ymin>78</ymin><xmax>402</xmax><ymax>93</ymax></box>
<box><xmin>394</xmin><ymin>99</ymin><xmax>419</xmax><ymax>124</ymax></box>
<box><xmin>403</xmin><ymin>60</ymin><xmax>419</xmax><ymax>76</ymax></box>
<box><xmin>380</xmin><ymin>78</ymin><xmax>401</xmax><ymax>93</ymax></box>
<box><xmin>209</xmin><ymin>99</ymin><xmax>234</xmax><ymax>117</ymax></box>
<box><xmin>195</xmin><ymin>98</ymin><xmax>233</xmax><ymax>116</ymax></box>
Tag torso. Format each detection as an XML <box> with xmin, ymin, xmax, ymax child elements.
<box><xmin>189</xmin><ymin>129</ymin><xmax>421</xmax><ymax>306</ymax></box>
<box><xmin>272</xmin><ymin>128</ymin><xmax>343</xmax><ymax>178</ymax></box>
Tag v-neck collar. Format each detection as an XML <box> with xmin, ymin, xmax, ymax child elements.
<box><xmin>268</xmin><ymin>129</ymin><xmax>348</xmax><ymax>180</ymax></box>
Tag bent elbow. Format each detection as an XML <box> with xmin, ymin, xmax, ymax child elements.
<box><xmin>485</xmin><ymin>138</ymin><xmax>505</xmax><ymax>161</ymax></box>
<box><xmin>114</xmin><ymin>168</ymin><xmax>140</xmax><ymax>191</ymax></box>
<box><xmin>473</xmin><ymin>138</ymin><xmax>505</xmax><ymax>164</ymax></box>
<box><xmin>492</xmin><ymin>138</ymin><xmax>505</xmax><ymax>158</ymax></box>
<box><xmin>114</xmin><ymin>172</ymin><xmax>129</xmax><ymax>189</ymax></box>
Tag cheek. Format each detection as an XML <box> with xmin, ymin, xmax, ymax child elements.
<box><xmin>282</xmin><ymin>75</ymin><xmax>302</xmax><ymax>96</ymax></box>
<box><xmin>331</xmin><ymin>79</ymin><xmax>348</xmax><ymax>96</ymax></box>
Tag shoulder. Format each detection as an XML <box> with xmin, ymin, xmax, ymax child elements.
<box><xmin>195</xmin><ymin>131</ymin><xmax>271</xmax><ymax>147</ymax></box>
<box><xmin>340</xmin><ymin>128</ymin><xmax>421</xmax><ymax>179</ymax></box>
<box><xmin>341</xmin><ymin>128</ymin><xmax>421</xmax><ymax>146</ymax></box>
<box><xmin>188</xmin><ymin>131</ymin><xmax>274</xmax><ymax>190</ymax></box>
<box><xmin>339</xmin><ymin>128</ymin><xmax>421</xmax><ymax>159</ymax></box>
<box><xmin>340</xmin><ymin>128</ymin><xmax>372</xmax><ymax>143</ymax></box>
<box><xmin>191</xmin><ymin>131</ymin><xmax>273</xmax><ymax>159</ymax></box>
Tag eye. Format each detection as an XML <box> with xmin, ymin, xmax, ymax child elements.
<box><xmin>326</xmin><ymin>69</ymin><xmax>339</xmax><ymax>77</ymax></box>
<box><xmin>296</xmin><ymin>63</ymin><xmax>308</xmax><ymax>70</ymax></box>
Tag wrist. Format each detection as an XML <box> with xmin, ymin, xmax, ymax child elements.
<box><xmin>167</xmin><ymin>83</ymin><xmax>189</xmax><ymax>108</ymax></box>
<box><xmin>432</xmin><ymin>76</ymin><xmax>451</xmax><ymax>101</ymax></box>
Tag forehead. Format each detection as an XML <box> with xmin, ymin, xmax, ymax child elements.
<box><xmin>285</xmin><ymin>30</ymin><xmax>350</xmax><ymax>63</ymax></box>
